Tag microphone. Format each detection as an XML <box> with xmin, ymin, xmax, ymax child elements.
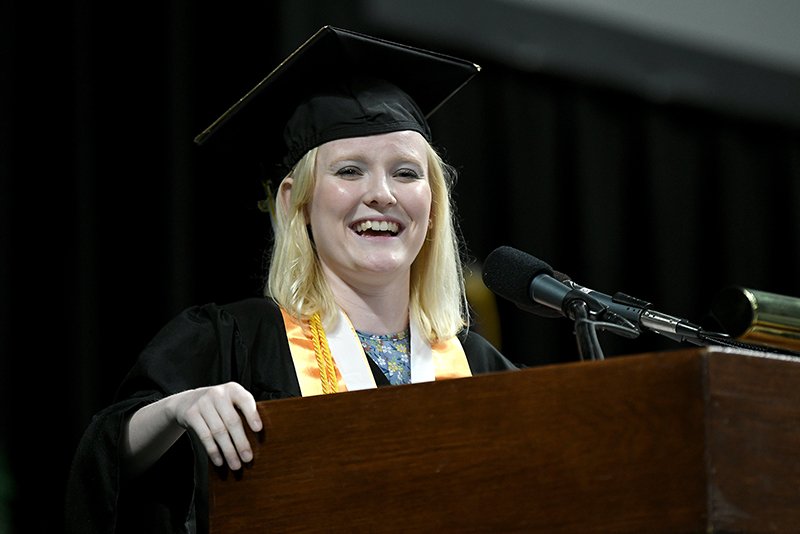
<box><xmin>480</xmin><ymin>246</ymin><xmax>567</xmax><ymax>319</ymax></box>
<box><xmin>482</xmin><ymin>246</ymin><xmax>706</xmax><ymax>344</ymax></box>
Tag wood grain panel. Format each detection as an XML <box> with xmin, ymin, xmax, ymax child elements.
<box><xmin>707</xmin><ymin>348</ymin><xmax>800</xmax><ymax>532</ymax></box>
<box><xmin>210</xmin><ymin>351</ymin><xmax>708</xmax><ymax>533</ymax></box>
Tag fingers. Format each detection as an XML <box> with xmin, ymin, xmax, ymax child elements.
<box><xmin>175</xmin><ymin>383</ymin><xmax>261</xmax><ymax>470</ymax></box>
<box><xmin>184</xmin><ymin>406</ymin><xmax>228</xmax><ymax>468</ymax></box>
<box><xmin>204</xmin><ymin>401</ymin><xmax>249</xmax><ymax>470</ymax></box>
<box><xmin>229</xmin><ymin>384</ymin><xmax>263</xmax><ymax>434</ymax></box>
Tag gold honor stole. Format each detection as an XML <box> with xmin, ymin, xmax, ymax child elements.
<box><xmin>280</xmin><ymin>307</ymin><xmax>472</xmax><ymax>396</ymax></box>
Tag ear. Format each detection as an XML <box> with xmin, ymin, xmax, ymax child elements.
<box><xmin>279</xmin><ymin>175</ymin><xmax>312</xmax><ymax>225</ymax></box>
<box><xmin>278</xmin><ymin>176</ymin><xmax>294</xmax><ymax>214</ymax></box>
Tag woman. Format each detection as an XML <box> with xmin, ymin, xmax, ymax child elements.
<box><xmin>66</xmin><ymin>26</ymin><xmax>515</xmax><ymax>534</ymax></box>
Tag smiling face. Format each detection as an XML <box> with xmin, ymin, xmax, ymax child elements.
<box><xmin>306</xmin><ymin>130</ymin><xmax>432</xmax><ymax>291</ymax></box>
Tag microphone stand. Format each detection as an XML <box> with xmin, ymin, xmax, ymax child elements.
<box><xmin>567</xmin><ymin>300</ymin><xmax>605</xmax><ymax>361</ymax></box>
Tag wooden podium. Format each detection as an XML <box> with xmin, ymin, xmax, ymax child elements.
<box><xmin>208</xmin><ymin>348</ymin><xmax>800</xmax><ymax>533</ymax></box>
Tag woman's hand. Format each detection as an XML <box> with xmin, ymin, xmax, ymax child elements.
<box><xmin>168</xmin><ymin>382</ymin><xmax>263</xmax><ymax>470</ymax></box>
<box><xmin>122</xmin><ymin>382</ymin><xmax>263</xmax><ymax>477</ymax></box>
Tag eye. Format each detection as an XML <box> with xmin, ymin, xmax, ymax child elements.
<box><xmin>335</xmin><ymin>166</ymin><xmax>363</xmax><ymax>178</ymax></box>
<box><xmin>394</xmin><ymin>168</ymin><xmax>422</xmax><ymax>180</ymax></box>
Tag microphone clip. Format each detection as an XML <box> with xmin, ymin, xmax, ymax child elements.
<box><xmin>562</xmin><ymin>287</ymin><xmax>640</xmax><ymax>340</ymax></box>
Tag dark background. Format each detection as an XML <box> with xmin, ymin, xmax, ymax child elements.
<box><xmin>2</xmin><ymin>1</ymin><xmax>799</xmax><ymax>532</ymax></box>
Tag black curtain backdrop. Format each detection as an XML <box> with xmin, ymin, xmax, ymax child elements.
<box><xmin>2</xmin><ymin>1</ymin><xmax>799</xmax><ymax>532</ymax></box>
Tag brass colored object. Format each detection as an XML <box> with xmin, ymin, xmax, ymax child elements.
<box><xmin>711</xmin><ymin>287</ymin><xmax>800</xmax><ymax>351</ymax></box>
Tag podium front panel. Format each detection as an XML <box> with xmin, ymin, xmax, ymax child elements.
<box><xmin>210</xmin><ymin>350</ymin><xmax>710</xmax><ymax>533</ymax></box>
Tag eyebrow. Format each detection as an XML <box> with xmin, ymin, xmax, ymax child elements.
<box><xmin>331</xmin><ymin>149</ymin><xmax>426</xmax><ymax>166</ymax></box>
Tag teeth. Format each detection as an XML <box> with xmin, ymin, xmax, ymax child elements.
<box><xmin>355</xmin><ymin>220</ymin><xmax>399</xmax><ymax>234</ymax></box>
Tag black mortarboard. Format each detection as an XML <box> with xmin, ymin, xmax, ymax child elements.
<box><xmin>194</xmin><ymin>26</ymin><xmax>480</xmax><ymax>169</ymax></box>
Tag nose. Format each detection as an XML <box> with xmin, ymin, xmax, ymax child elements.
<box><xmin>363</xmin><ymin>173</ymin><xmax>396</xmax><ymax>207</ymax></box>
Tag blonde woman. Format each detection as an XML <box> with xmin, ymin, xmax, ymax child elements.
<box><xmin>66</xmin><ymin>27</ymin><xmax>515</xmax><ymax>534</ymax></box>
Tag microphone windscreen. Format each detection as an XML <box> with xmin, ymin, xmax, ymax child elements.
<box><xmin>482</xmin><ymin>246</ymin><xmax>565</xmax><ymax>318</ymax></box>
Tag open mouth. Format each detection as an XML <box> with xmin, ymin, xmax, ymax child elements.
<box><xmin>352</xmin><ymin>220</ymin><xmax>401</xmax><ymax>237</ymax></box>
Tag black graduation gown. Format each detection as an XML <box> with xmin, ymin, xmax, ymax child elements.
<box><xmin>64</xmin><ymin>297</ymin><xmax>516</xmax><ymax>534</ymax></box>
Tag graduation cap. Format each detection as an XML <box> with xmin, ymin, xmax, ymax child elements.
<box><xmin>194</xmin><ymin>26</ymin><xmax>481</xmax><ymax>170</ymax></box>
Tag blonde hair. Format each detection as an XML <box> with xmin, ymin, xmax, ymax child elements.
<box><xmin>267</xmin><ymin>140</ymin><xmax>467</xmax><ymax>343</ymax></box>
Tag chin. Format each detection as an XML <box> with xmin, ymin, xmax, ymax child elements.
<box><xmin>358</xmin><ymin>262</ymin><xmax>406</xmax><ymax>275</ymax></box>
<box><xmin>356</xmin><ymin>255</ymin><xmax>412</xmax><ymax>277</ymax></box>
